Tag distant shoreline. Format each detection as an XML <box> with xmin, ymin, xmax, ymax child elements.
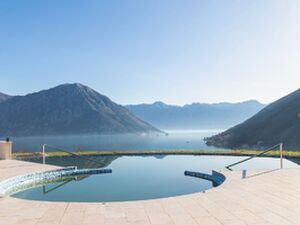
<box><xmin>14</xmin><ymin>149</ymin><xmax>300</xmax><ymax>159</ymax></box>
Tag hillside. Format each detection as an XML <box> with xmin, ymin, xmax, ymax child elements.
<box><xmin>0</xmin><ymin>83</ymin><xmax>161</xmax><ymax>136</ymax></box>
<box><xmin>205</xmin><ymin>89</ymin><xmax>300</xmax><ymax>150</ymax></box>
<box><xmin>0</xmin><ymin>92</ymin><xmax>11</xmax><ymax>103</ymax></box>
<box><xmin>126</xmin><ymin>100</ymin><xmax>265</xmax><ymax>129</ymax></box>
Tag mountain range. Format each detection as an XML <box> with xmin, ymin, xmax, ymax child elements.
<box><xmin>126</xmin><ymin>101</ymin><xmax>265</xmax><ymax>130</ymax></box>
<box><xmin>0</xmin><ymin>83</ymin><xmax>160</xmax><ymax>136</ymax></box>
<box><xmin>205</xmin><ymin>88</ymin><xmax>300</xmax><ymax>150</ymax></box>
<box><xmin>2</xmin><ymin>83</ymin><xmax>300</xmax><ymax>150</ymax></box>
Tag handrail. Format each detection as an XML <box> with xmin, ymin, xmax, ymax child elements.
<box><xmin>225</xmin><ymin>143</ymin><xmax>283</xmax><ymax>171</ymax></box>
<box><xmin>42</xmin><ymin>144</ymin><xmax>105</xmax><ymax>166</ymax></box>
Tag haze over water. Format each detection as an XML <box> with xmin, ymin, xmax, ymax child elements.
<box><xmin>12</xmin><ymin>130</ymin><xmax>223</xmax><ymax>153</ymax></box>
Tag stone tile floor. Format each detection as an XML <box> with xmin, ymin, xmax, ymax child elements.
<box><xmin>0</xmin><ymin>159</ymin><xmax>300</xmax><ymax>225</ymax></box>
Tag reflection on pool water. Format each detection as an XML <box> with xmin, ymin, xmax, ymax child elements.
<box><xmin>13</xmin><ymin>155</ymin><xmax>299</xmax><ymax>202</ymax></box>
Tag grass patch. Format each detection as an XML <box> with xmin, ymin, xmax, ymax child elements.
<box><xmin>13</xmin><ymin>149</ymin><xmax>300</xmax><ymax>159</ymax></box>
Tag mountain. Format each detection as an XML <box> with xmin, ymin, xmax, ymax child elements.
<box><xmin>0</xmin><ymin>83</ymin><xmax>161</xmax><ymax>136</ymax></box>
<box><xmin>205</xmin><ymin>89</ymin><xmax>300</xmax><ymax>150</ymax></box>
<box><xmin>0</xmin><ymin>92</ymin><xmax>11</xmax><ymax>103</ymax></box>
<box><xmin>126</xmin><ymin>100</ymin><xmax>265</xmax><ymax>130</ymax></box>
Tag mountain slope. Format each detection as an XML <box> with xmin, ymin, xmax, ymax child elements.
<box><xmin>0</xmin><ymin>83</ymin><xmax>160</xmax><ymax>136</ymax></box>
<box><xmin>0</xmin><ymin>92</ymin><xmax>11</xmax><ymax>103</ymax></box>
<box><xmin>126</xmin><ymin>100</ymin><xmax>265</xmax><ymax>129</ymax></box>
<box><xmin>205</xmin><ymin>89</ymin><xmax>300</xmax><ymax>150</ymax></box>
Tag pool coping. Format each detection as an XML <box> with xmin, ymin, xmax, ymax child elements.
<box><xmin>0</xmin><ymin>166</ymin><xmax>112</xmax><ymax>197</ymax></box>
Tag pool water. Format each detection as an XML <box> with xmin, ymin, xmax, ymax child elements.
<box><xmin>13</xmin><ymin>155</ymin><xmax>299</xmax><ymax>202</ymax></box>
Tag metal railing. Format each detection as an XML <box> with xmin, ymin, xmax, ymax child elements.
<box><xmin>225</xmin><ymin>143</ymin><xmax>283</xmax><ymax>171</ymax></box>
<box><xmin>42</xmin><ymin>178</ymin><xmax>75</xmax><ymax>194</ymax></box>
<box><xmin>41</xmin><ymin>144</ymin><xmax>105</xmax><ymax>167</ymax></box>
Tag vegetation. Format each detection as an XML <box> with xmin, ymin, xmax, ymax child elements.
<box><xmin>13</xmin><ymin>149</ymin><xmax>300</xmax><ymax>159</ymax></box>
<box><xmin>206</xmin><ymin>88</ymin><xmax>300</xmax><ymax>150</ymax></box>
<box><xmin>0</xmin><ymin>83</ymin><xmax>161</xmax><ymax>136</ymax></box>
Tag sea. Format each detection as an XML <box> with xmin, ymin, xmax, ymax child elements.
<box><xmin>11</xmin><ymin>129</ymin><xmax>224</xmax><ymax>153</ymax></box>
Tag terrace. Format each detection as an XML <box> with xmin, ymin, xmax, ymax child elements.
<box><xmin>1</xmin><ymin>158</ymin><xmax>300</xmax><ymax>225</ymax></box>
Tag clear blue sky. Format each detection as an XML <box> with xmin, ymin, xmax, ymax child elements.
<box><xmin>1</xmin><ymin>0</ymin><xmax>300</xmax><ymax>105</ymax></box>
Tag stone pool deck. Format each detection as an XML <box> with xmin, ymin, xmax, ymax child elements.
<box><xmin>0</xmin><ymin>160</ymin><xmax>300</xmax><ymax>225</ymax></box>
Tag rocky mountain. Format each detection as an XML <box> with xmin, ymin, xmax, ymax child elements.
<box><xmin>126</xmin><ymin>100</ymin><xmax>265</xmax><ymax>130</ymax></box>
<box><xmin>205</xmin><ymin>88</ymin><xmax>300</xmax><ymax>150</ymax></box>
<box><xmin>0</xmin><ymin>83</ymin><xmax>161</xmax><ymax>136</ymax></box>
<box><xmin>0</xmin><ymin>92</ymin><xmax>11</xmax><ymax>103</ymax></box>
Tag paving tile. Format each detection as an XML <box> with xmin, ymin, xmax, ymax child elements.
<box><xmin>170</xmin><ymin>214</ymin><xmax>198</xmax><ymax>225</ymax></box>
<box><xmin>194</xmin><ymin>216</ymin><xmax>222</xmax><ymax>225</ymax></box>
<box><xmin>59</xmin><ymin>212</ymin><xmax>84</xmax><ymax>225</ymax></box>
<box><xmin>147</xmin><ymin>213</ymin><xmax>173</xmax><ymax>225</ymax></box>
<box><xmin>82</xmin><ymin>214</ymin><xmax>104</xmax><ymax>225</ymax></box>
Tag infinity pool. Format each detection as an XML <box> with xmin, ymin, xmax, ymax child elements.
<box><xmin>12</xmin><ymin>155</ymin><xmax>299</xmax><ymax>202</ymax></box>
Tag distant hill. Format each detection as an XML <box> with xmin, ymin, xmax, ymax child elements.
<box><xmin>205</xmin><ymin>89</ymin><xmax>300</xmax><ymax>150</ymax></box>
<box><xmin>0</xmin><ymin>92</ymin><xmax>11</xmax><ymax>103</ymax></box>
<box><xmin>126</xmin><ymin>100</ymin><xmax>265</xmax><ymax>130</ymax></box>
<box><xmin>0</xmin><ymin>83</ymin><xmax>161</xmax><ymax>136</ymax></box>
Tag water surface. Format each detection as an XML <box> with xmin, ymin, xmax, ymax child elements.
<box><xmin>13</xmin><ymin>155</ymin><xmax>298</xmax><ymax>202</ymax></box>
<box><xmin>12</xmin><ymin>130</ymin><xmax>222</xmax><ymax>152</ymax></box>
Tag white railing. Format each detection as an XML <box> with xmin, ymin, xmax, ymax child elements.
<box><xmin>225</xmin><ymin>143</ymin><xmax>284</xmax><ymax>171</ymax></box>
<box><xmin>42</xmin><ymin>144</ymin><xmax>104</xmax><ymax>166</ymax></box>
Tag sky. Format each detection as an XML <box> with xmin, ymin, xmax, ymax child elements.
<box><xmin>0</xmin><ymin>0</ymin><xmax>300</xmax><ymax>105</ymax></box>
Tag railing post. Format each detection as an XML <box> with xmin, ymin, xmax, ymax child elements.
<box><xmin>280</xmin><ymin>143</ymin><xmax>283</xmax><ymax>169</ymax></box>
<box><xmin>225</xmin><ymin>143</ymin><xmax>284</xmax><ymax>171</ymax></box>
<box><xmin>42</xmin><ymin>144</ymin><xmax>46</xmax><ymax>165</ymax></box>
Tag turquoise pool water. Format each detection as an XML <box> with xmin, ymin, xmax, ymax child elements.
<box><xmin>13</xmin><ymin>155</ymin><xmax>299</xmax><ymax>202</ymax></box>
